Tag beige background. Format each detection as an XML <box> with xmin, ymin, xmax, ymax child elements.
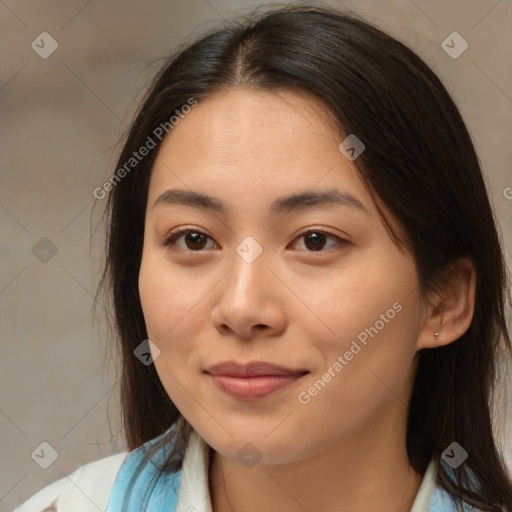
<box><xmin>1</xmin><ymin>0</ymin><xmax>512</xmax><ymax>510</ymax></box>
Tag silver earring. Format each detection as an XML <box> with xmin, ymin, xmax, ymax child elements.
<box><xmin>434</xmin><ymin>330</ymin><xmax>440</xmax><ymax>341</ymax></box>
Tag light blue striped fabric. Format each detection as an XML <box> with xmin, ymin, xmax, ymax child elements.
<box><xmin>105</xmin><ymin>428</ymin><xmax>182</xmax><ymax>512</ymax></box>
<box><xmin>428</xmin><ymin>483</ymin><xmax>479</xmax><ymax>511</ymax></box>
<box><xmin>427</xmin><ymin>458</ymin><xmax>482</xmax><ymax>512</ymax></box>
<box><xmin>105</xmin><ymin>427</ymin><xmax>481</xmax><ymax>512</ymax></box>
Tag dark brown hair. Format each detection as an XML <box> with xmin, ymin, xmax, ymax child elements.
<box><xmin>97</xmin><ymin>4</ymin><xmax>512</xmax><ymax>510</ymax></box>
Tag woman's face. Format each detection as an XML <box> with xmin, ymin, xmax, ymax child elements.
<box><xmin>138</xmin><ymin>88</ymin><xmax>431</xmax><ymax>465</ymax></box>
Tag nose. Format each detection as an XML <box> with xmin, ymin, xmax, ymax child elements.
<box><xmin>211</xmin><ymin>245</ymin><xmax>287</xmax><ymax>340</ymax></box>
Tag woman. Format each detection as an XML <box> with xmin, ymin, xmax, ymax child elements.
<box><xmin>14</xmin><ymin>4</ymin><xmax>512</xmax><ymax>511</ymax></box>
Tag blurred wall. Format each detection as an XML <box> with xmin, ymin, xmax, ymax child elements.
<box><xmin>1</xmin><ymin>0</ymin><xmax>511</xmax><ymax>510</ymax></box>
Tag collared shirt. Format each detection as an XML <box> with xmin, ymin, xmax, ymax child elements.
<box><xmin>13</xmin><ymin>428</ymin><xmax>479</xmax><ymax>511</ymax></box>
<box><xmin>175</xmin><ymin>429</ymin><xmax>438</xmax><ymax>512</ymax></box>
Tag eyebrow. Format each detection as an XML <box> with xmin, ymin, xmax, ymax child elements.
<box><xmin>152</xmin><ymin>188</ymin><xmax>369</xmax><ymax>215</ymax></box>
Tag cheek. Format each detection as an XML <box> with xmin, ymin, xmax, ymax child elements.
<box><xmin>138</xmin><ymin>250</ymin><xmax>221</xmax><ymax>401</ymax></box>
<box><xmin>304</xmin><ymin>256</ymin><xmax>414</xmax><ymax>349</ymax></box>
<box><xmin>315</xmin><ymin>292</ymin><xmax>421</xmax><ymax>415</ymax></box>
<box><xmin>303</xmin><ymin>257</ymin><xmax>422</xmax><ymax>400</ymax></box>
<box><xmin>138</xmin><ymin>251</ymin><xmax>202</xmax><ymax>342</ymax></box>
<box><xmin>138</xmin><ymin>254</ymin><xmax>203</xmax><ymax>412</ymax></box>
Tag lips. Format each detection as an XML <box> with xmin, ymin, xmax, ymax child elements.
<box><xmin>206</xmin><ymin>361</ymin><xmax>309</xmax><ymax>377</ymax></box>
<box><xmin>205</xmin><ymin>361</ymin><xmax>309</xmax><ymax>400</ymax></box>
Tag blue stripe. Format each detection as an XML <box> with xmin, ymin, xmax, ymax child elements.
<box><xmin>105</xmin><ymin>428</ymin><xmax>182</xmax><ymax>512</ymax></box>
<box><xmin>428</xmin><ymin>458</ymin><xmax>482</xmax><ymax>511</ymax></box>
<box><xmin>106</xmin><ymin>429</ymin><xmax>482</xmax><ymax>511</ymax></box>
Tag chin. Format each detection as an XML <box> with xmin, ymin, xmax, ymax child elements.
<box><xmin>197</xmin><ymin>427</ymin><xmax>305</xmax><ymax>466</ymax></box>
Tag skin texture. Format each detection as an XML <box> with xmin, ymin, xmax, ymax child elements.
<box><xmin>138</xmin><ymin>88</ymin><xmax>476</xmax><ymax>512</ymax></box>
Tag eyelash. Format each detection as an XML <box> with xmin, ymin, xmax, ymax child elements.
<box><xmin>162</xmin><ymin>227</ymin><xmax>347</xmax><ymax>253</ymax></box>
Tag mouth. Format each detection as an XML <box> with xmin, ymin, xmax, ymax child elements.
<box><xmin>204</xmin><ymin>361</ymin><xmax>310</xmax><ymax>400</ymax></box>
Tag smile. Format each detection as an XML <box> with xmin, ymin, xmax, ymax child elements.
<box><xmin>208</xmin><ymin>374</ymin><xmax>307</xmax><ymax>400</ymax></box>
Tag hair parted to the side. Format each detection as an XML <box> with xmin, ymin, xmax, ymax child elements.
<box><xmin>97</xmin><ymin>3</ymin><xmax>512</xmax><ymax>510</ymax></box>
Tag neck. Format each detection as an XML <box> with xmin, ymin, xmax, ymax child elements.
<box><xmin>209</xmin><ymin>412</ymin><xmax>425</xmax><ymax>512</ymax></box>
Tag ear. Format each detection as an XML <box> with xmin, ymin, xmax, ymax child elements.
<box><xmin>416</xmin><ymin>257</ymin><xmax>477</xmax><ymax>350</ymax></box>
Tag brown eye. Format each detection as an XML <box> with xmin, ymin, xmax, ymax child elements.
<box><xmin>291</xmin><ymin>230</ymin><xmax>346</xmax><ymax>252</ymax></box>
<box><xmin>182</xmin><ymin>232</ymin><xmax>208</xmax><ymax>250</ymax></box>
<box><xmin>304</xmin><ymin>231</ymin><xmax>327</xmax><ymax>251</ymax></box>
<box><xmin>164</xmin><ymin>229</ymin><xmax>218</xmax><ymax>251</ymax></box>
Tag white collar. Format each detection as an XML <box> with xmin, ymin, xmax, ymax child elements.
<box><xmin>176</xmin><ymin>430</ymin><xmax>437</xmax><ymax>512</ymax></box>
<box><xmin>176</xmin><ymin>429</ymin><xmax>212</xmax><ymax>512</ymax></box>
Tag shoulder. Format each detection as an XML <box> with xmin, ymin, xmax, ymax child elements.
<box><xmin>104</xmin><ymin>428</ymin><xmax>185</xmax><ymax>511</ymax></box>
<box><xmin>429</xmin><ymin>483</ymin><xmax>481</xmax><ymax>511</ymax></box>
<box><xmin>13</xmin><ymin>451</ymin><xmax>129</xmax><ymax>512</ymax></box>
<box><xmin>427</xmin><ymin>459</ymin><xmax>483</xmax><ymax>512</ymax></box>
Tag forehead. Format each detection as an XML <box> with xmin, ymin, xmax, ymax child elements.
<box><xmin>189</xmin><ymin>87</ymin><xmax>342</xmax><ymax>141</ymax></box>
<box><xmin>148</xmin><ymin>88</ymin><xmax>359</xmax><ymax>197</ymax></box>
